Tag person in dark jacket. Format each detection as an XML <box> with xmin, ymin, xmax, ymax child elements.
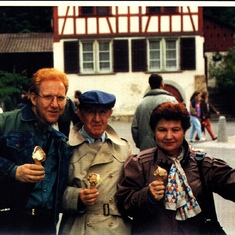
<box><xmin>58</xmin><ymin>97</ymin><xmax>80</xmax><ymax>137</ymax></box>
<box><xmin>0</xmin><ymin>68</ymin><xmax>71</xmax><ymax>235</ymax></box>
<box><xmin>131</xmin><ymin>73</ymin><xmax>177</xmax><ymax>151</ymax></box>
<box><xmin>200</xmin><ymin>91</ymin><xmax>220</xmax><ymax>140</ymax></box>
<box><xmin>116</xmin><ymin>102</ymin><xmax>235</xmax><ymax>235</ymax></box>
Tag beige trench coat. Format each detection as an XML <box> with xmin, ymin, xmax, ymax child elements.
<box><xmin>59</xmin><ymin>124</ymin><xmax>132</xmax><ymax>235</ymax></box>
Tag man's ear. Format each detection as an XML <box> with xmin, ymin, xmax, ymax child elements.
<box><xmin>29</xmin><ymin>92</ymin><xmax>37</xmax><ymax>106</ymax></box>
<box><xmin>107</xmin><ymin>109</ymin><xmax>113</xmax><ymax>117</ymax></box>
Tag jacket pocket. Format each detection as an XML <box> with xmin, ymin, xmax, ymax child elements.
<box><xmin>4</xmin><ymin>131</ymin><xmax>34</xmax><ymax>164</ymax></box>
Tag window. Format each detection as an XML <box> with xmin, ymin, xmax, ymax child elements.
<box><xmin>81</xmin><ymin>7</ymin><xmax>94</xmax><ymax>15</ymax></box>
<box><xmin>81</xmin><ymin>42</ymin><xmax>94</xmax><ymax>72</ymax></box>
<box><xmin>149</xmin><ymin>40</ymin><xmax>161</xmax><ymax>70</ymax></box>
<box><xmin>146</xmin><ymin>7</ymin><xmax>178</xmax><ymax>14</ymax></box>
<box><xmin>63</xmin><ymin>38</ymin><xmax>195</xmax><ymax>74</ymax></box>
<box><xmin>96</xmin><ymin>7</ymin><xmax>110</xmax><ymax>15</ymax></box>
<box><xmin>147</xmin><ymin>38</ymin><xmax>179</xmax><ymax>71</ymax></box>
<box><xmin>165</xmin><ymin>39</ymin><xmax>178</xmax><ymax>70</ymax></box>
<box><xmin>80</xmin><ymin>40</ymin><xmax>112</xmax><ymax>74</ymax></box>
<box><xmin>147</xmin><ymin>7</ymin><xmax>161</xmax><ymax>14</ymax></box>
<box><xmin>80</xmin><ymin>7</ymin><xmax>111</xmax><ymax>16</ymax></box>
<box><xmin>98</xmin><ymin>42</ymin><xmax>111</xmax><ymax>71</ymax></box>
<box><xmin>164</xmin><ymin>7</ymin><xmax>178</xmax><ymax>13</ymax></box>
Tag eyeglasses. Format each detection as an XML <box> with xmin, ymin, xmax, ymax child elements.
<box><xmin>36</xmin><ymin>93</ymin><xmax>67</xmax><ymax>105</ymax></box>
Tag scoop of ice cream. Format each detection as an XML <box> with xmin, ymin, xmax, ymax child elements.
<box><xmin>32</xmin><ymin>146</ymin><xmax>46</xmax><ymax>164</ymax></box>
<box><xmin>153</xmin><ymin>166</ymin><xmax>168</xmax><ymax>180</ymax></box>
<box><xmin>87</xmin><ymin>173</ymin><xmax>101</xmax><ymax>189</ymax></box>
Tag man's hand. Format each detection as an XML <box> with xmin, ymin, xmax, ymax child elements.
<box><xmin>149</xmin><ymin>180</ymin><xmax>165</xmax><ymax>201</ymax></box>
<box><xmin>79</xmin><ymin>188</ymin><xmax>99</xmax><ymax>206</ymax></box>
<box><xmin>15</xmin><ymin>164</ymin><xmax>45</xmax><ymax>183</ymax></box>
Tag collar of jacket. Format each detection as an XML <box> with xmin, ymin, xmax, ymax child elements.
<box><xmin>68</xmin><ymin>123</ymin><xmax>128</xmax><ymax>147</ymax></box>
<box><xmin>20</xmin><ymin>104</ymin><xmax>66</xmax><ymax>138</ymax></box>
<box><xmin>156</xmin><ymin>139</ymin><xmax>191</xmax><ymax>166</ymax></box>
<box><xmin>21</xmin><ymin>104</ymin><xmax>38</xmax><ymax>122</ymax></box>
<box><xmin>143</xmin><ymin>89</ymin><xmax>172</xmax><ymax>98</ymax></box>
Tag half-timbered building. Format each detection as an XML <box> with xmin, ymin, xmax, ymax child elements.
<box><xmin>53</xmin><ymin>5</ymin><xmax>205</xmax><ymax>118</ymax></box>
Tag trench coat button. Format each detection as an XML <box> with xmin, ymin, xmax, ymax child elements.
<box><xmin>108</xmin><ymin>221</ymin><xmax>114</xmax><ymax>227</ymax></box>
<box><xmin>108</xmin><ymin>173</ymin><xmax>113</xmax><ymax>178</ymax></box>
<box><xmin>87</xmin><ymin>221</ymin><xmax>92</xmax><ymax>227</ymax></box>
<box><xmin>109</xmin><ymin>197</ymin><xmax>114</xmax><ymax>203</ymax></box>
<box><xmin>15</xmin><ymin>144</ymin><xmax>21</xmax><ymax>147</ymax></box>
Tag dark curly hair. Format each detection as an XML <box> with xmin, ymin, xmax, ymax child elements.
<box><xmin>150</xmin><ymin>102</ymin><xmax>191</xmax><ymax>132</ymax></box>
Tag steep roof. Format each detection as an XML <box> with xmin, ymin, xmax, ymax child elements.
<box><xmin>0</xmin><ymin>33</ymin><xmax>53</xmax><ymax>53</ymax></box>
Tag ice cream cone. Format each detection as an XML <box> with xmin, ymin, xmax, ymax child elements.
<box><xmin>153</xmin><ymin>166</ymin><xmax>167</xmax><ymax>181</ymax></box>
<box><xmin>87</xmin><ymin>173</ymin><xmax>101</xmax><ymax>189</ymax></box>
<box><xmin>32</xmin><ymin>146</ymin><xmax>46</xmax><ymax>165</ymax></box>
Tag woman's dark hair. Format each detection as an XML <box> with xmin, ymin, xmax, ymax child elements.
<box><xmin>190</xmin><ymin>91</ymin><xmax>201</xmax><ymax>101</ymax></box>
<box><xmin>150</xmin><ymin>102</ymin><xmax>191</xmax><ymax>132</ymax></box>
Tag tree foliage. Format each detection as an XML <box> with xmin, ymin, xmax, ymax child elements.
<box><xmin>203</xmin><ymin>7</ymin><xmax>235</xmax><ymax>27</ymax></box>
<box><xmin>211</xmin><ymin>48</ymin><xmax>235</xmax><ymax>91</ymax></box>
<box><xmin>0</xmin><ymin>70</ymin><xmax>30</xmax><ymax>111</ymax></box>
<box><xmin>210</xmin><ymin>48</ymin><xmax>235</xmax><ymax>115</ymax></box>
<box><xmin>0</xmin><ymin>7</ymin><xmax>53</xmax><ymax>33</ymax></box>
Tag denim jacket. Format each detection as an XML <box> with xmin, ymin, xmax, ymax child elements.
<box><xmin>0</xmin><ymin>104</ymin><xmax>71</xmax><ymax>223</ymax></box>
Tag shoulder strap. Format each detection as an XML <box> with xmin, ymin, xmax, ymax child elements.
<box><xmin>194</xmin><ymin>152</ymin><xmax>218</xmax><ymax>222</ymax></box>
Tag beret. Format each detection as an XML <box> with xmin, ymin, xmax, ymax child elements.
<box><xmin>79</xmin><ymin>90</ymin><xmax>116</xmax><ymax>109</ymax></box>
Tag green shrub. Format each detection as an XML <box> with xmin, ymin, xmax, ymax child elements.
<box><xmin>0</xmin><ymin>70</ymin><xmax>29</xmax><ymax>111</ymax></box>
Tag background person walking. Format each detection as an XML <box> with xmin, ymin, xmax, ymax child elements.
<box><xmin>131</xmin><ymin>73</ymin><xmax>177</xmax><ymax>151</ymax></box>
<box><xmin>200</xmin><ymin>91</ymin><xmax>220</xmax><ymax>141</ymax></box>
<box><xmin>189</xmin><ymin>91</ymin><xmax>205</xmax><ymax>142</ymax></box>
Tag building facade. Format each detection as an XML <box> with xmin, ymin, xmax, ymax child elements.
<box><xmin>53</xmin><ymin>5</ymin><xmax>205</xmax><ymax>118</ymax></box>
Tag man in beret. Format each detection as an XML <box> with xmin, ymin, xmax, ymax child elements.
<box><xmin>59</xmin><ymin>90</ymin><xmax>132</xmax><ymax>235</ymax></box>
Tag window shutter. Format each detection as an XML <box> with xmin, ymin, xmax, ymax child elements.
<box><xmin>113</xmin><ymin>40</ymin><xmax>129</xmax><ymax>72</ymax></box>
<box><xmin>132</xmin><ymin>39</ymin><xmax>147</xmax><ymax>72</ymax></box>
<box><xmin>181</xmin><ymin>38</ymin><xmax>196</xmax><ymax>70</ymax></box>
<box><xmin>64</xmin><ymin>41</ymin><xmax>79</xmax><ymax>74</ymax></box>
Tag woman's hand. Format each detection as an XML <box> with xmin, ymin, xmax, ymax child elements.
<box><xmin>149</xmin><ymin>180</ymin><xmax>165</xmax><ymax>201</ymax></box>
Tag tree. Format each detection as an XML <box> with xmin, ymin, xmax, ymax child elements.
<box><xmin>203</xmin><ymin>7</ymin><xmax>235</xmax><ymax>27</ymax></box>
<box><xmin>0</xmin><ymin>70</ymin><xmax>30</xmax><ymax>111</ymax></box>
<box><xmin>0</xmin><ymin>7</ymin><xmax>53</xmax><ymax>33</ymax></box>
<box><xmin>211</xmin><ymin>47</ymin><xmax>235</xmax><ymax>115</ymax></box>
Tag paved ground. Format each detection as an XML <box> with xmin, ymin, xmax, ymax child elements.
<box><xmin>109</xmin><ymin>118</ymin><xmax>235</xmax><ymax>235</ymax></box>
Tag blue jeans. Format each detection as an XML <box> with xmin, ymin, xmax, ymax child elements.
<box><xmin>190</xmin><ymin>116</ymin><xmax>202</xmax><ymax>140</ymax></box>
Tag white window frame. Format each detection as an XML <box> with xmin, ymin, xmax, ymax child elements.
<box><xmin>80</xmin><ymin>40</ymin><xmax>113</xmax><ymax>74</ymax></box>
<box><xmin>147</xmin><ymin>38</ymin><xmax>179</xmax><ymax>72</ymax></box>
